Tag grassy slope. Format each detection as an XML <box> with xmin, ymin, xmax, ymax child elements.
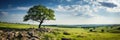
<box><xmin>45</xmin><ymin>26</ymin><xmax>120</xmax><ymax>40</ymax></box>
<box><xmin>0</xmin><ymin>22</ymin><xmax>37</xmax><ymax>29</ymax></box>
<box><xmin>0</xmin><ymin>22</ymin><xmax>120</xmax><ymax>40</ymax></box>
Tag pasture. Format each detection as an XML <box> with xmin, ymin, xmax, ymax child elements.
<box><xmin>0</xmin><ymin>22</ymin><xmax>120</xmax><ymax>40</ymax></box>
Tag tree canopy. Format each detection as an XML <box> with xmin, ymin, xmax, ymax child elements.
<box><xmin>23</xmin><ymin>5</ymin><xmax>55</xmax><ymax>28</ymax></box>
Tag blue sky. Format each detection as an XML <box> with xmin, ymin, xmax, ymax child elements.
<box><xmin>0</xmin><ymin>0</ymin><xmax>120</xmax><ymax>25</ymax></box>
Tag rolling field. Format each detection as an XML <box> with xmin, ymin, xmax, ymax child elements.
<box><xmin>0</xmin><ymin>22</ymin><xmax>120</xmax><ymax>40</ymax></box>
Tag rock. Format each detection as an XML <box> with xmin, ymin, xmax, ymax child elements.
<box><xmin>21</xmin><ymin>36</ymin><xmax>29</xmax><ymax>40</ymax></box>
<box><xmin>1</xmin><ymin>38</ymin><xmax>6</xmax><ymax>40</ymax></box>
<box><xmin>27</xmin><ymin>31</ymin><xmax>34</xmax><ymax>37</ymax></box>
<box><xmin>14</xmin><ymin>31</ymin><xmax>19</xmax><ymax>37</ymax></box>
<box><xmin>0</xmin><ymin>30</ymin><xmax>3</xmax><ymax>36</ymax></box>
<box><xmin>21</xmin><ymin>31</ymin><xmax>28</xmax><ymax>37</ymax></box>
<box><xmin>17</xmin><ymin>32</ymin><xmax>23</xmax><ymax>39</ymax></box>
<box><xmin>29</xmin><ymin>37</ymin><xmax>39</xmax><ymax>40</ymax></box>
<box><xmin>63</xmin><ymin>32</ymin><xmax>70</xmax><ymax>35</ymax></box>
<box><xmin>0</xmin><ymin>28</ymin><xmax>54</xmax><ymax>40</ymax></box>
<box><xmin>0</xmin><ymin>30</ymin><xmax>3</xmax><ymax>33</ymax></box>
<box><xmin>6</xmin><ymin>32</ymin><xmax>15</xmax><ymax>40</ymax></box>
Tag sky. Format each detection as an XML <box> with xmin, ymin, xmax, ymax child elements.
<box><xmin>0</xmin><ymin>0</ymin><xmax>120</xmax><ymax>25</ymax></box>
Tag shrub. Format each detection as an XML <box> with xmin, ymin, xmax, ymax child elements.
<box><xmin>89</xmin><ymin>29</ymin><xmax>93</xmax><ymax>32</ymax></box>
<box><xmin>89</xmin><ymin>29</ymin><xmax>96</xmax><ymax>32</ymax></box>
<box><xmin>63</xmin><ymin>32</ymin><xmax>70</xmax><ymax>35</ymax></box>
<box><xmin>101</xmin><ymin>29</ymin><xmax>104</xmax><ymax>32</ymax></box>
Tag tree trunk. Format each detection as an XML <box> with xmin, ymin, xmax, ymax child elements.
<box><xmin>38</xmin><ymin>23</ymin><xmax>41</xmax><ymax>28</ymax></box>
<box><xmin>38</xmin><ymin>21</ymin><xmax>43</xmax><ymax>28</ymax></box>
<box><xmin>38</xmin><ymin>17</ymin><xmax>45</xmax><ymax>28</ymax></box>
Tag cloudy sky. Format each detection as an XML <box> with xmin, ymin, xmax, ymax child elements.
<box><xmin>0</xmin><ymin>0</ymin><xmax>120</xmax><ymax>25</ymax></box>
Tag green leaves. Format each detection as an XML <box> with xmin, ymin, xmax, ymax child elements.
<box><xmin>23</xmin><ymin>15</ymin><xmax>30</xmax><ymax>21</ymax></box>
<box><xmin>23</xmin><ymin>5</ymin><xmax>55</xmax><ymax>22</ymax></box>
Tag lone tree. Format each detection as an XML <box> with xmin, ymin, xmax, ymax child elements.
<box><xmin>23</xmin><ymin>5</ymin><xmax>55</xmax><ymax>28</ymax></box>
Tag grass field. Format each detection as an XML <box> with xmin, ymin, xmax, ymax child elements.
<box><xmin>0</xmin><ymin>22</ymin><xmax>120</xmax><ymax>40</ymax></box>
<box><xmin>0</xmin><ymin>22</ymin><xmax>37</xmax><ymax>29</ymax></box>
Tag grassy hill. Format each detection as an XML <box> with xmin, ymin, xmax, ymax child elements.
<box><xmin>0</xmin><ymin>22</ymin><xmax>120</xmax><ymax>40</ymax></box>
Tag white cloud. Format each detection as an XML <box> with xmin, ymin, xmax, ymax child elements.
<box><xmin>43</xmin><ymin>16</ymin><xmax>120</xmax><ymax>24</ymax></box>
<box><xmin>49</xmin><ymin>0</ymin><xmax>120</xmax><ymax>24</ymax></box>
<box><xmin>96</xmin><ymin>0</ymin><xmax>120</xmax><ymax>12</ymax></box>
<box><xmin>3</xmin><ymin>13</ymin><xmax>25</xmax><ymax>23</ymax></box>
<box><xmin>106</xmin><ymin>0</ymin><xmax>120</xmax><ymax>12</ymax></box>
<box><xmin>15</xmin><ymin>6</ymin><xmax>31</xmax><ymax>10</ymax></box>
<box><xmin>16</xmin><ymin>7</ymin><xmax>30</xmax><ymax>10</ymax></box>
<box><xmin>107</xmin><ymin>7</ymin><xmax>120</xmax><ymax>12</ymax></box>
<box><xmin>54</xmin><ymin>0</ymin><xmax>120</xmax><ymax>17</ymax></box>
<box><xmin>0</xmin><ymin>11</ymin><xmax>8</xmax><ymax>16</ymax></box>
<box><xmin>54</xmin><ymin>4</ymin><xmax>100</xmax><ymax>18</ymax></box>
<box><xmin>106</xmin><ymin>0</ymin><xmax>120</xmax><ymax>6</ymax></box>
<box><xmin>55</xmin><ymin>5</ymin><xmax>69</xmax><ymax>11</ymax></box>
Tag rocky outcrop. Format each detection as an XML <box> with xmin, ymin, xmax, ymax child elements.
<box><xmin>0</xmin><ymin>28</ymin><xmax>53</xmax><ymax>40</ymax></box>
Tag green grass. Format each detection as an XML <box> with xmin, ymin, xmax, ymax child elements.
<box><xmin>0</xmin><ymin>22</ymin><xmax>37</xmax><ymax>29</ymax></box>
<box><xmin>0</xmin><ymin>22</ymin><xmax>120</xmax><ymax>40</ymax></box>
<box><xmin>42</xmin><ymin>26</ymin><xmax>120</xmax><ymax>40</ymax></box>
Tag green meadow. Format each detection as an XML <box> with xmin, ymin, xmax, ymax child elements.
<box><xmin>0</xmin><ymin>22</ymin><xmax>120</xmax><ymax>40</ymax></box>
